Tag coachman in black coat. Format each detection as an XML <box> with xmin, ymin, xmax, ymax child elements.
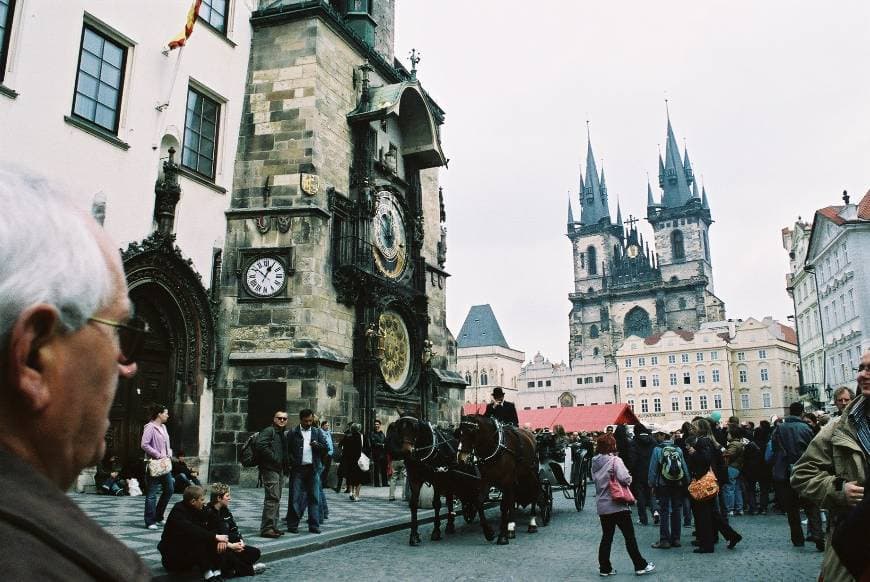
<box><xmin>484</xmin><ymin>387</ymin><xmax>519</xmax><ymax>426</ymax></box>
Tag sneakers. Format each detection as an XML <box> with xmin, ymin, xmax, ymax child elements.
<box><xmin>252</xmin><ymin>563</ymin><xmax>267</xmax><ymax>575</ymax></box>
<box><xmin>599</xmin><ymin>570</ymin><xmax>616</xmax><ymax>577</ymax></box>
<box><xmin>652</xmin><ymin>512</ymin><xmax>660</xmax><ymax>525</ymax></box>
<box><xmin>727</xmin><ymin>511</ymin><xmax>735</xmax><ymax>517</ymax></box>
<box><xmin>651</xmin><ymin>541</ymin><xmax>671</xmax><ymax>549</ymax></box>
<box><xmin>146</xmin><ymin>524</ymin><xmax>159</xmax><ymax>530</ymax></box>
<box><xmin>156</xmin><ymin>520</ymin><xmax>165</xmax><ymax>527</ymax></box>
<box><xmin>636</xmin><ymin>563</ymin><xmax>656</xmax><ymax>576</ymax></box>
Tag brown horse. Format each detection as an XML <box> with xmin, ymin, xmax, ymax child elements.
<box><xmin>456</xmin><ymin>414</ymin><xmax>540</xmax><ymax>545</ymax></box>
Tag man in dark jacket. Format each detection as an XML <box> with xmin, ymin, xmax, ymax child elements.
<box><xmin>205</xmin><ymin>483</ymin><xmax>265</xmax><ymax>577</ymax></box>
<box><xmin>255</xmin><ymin>410</ymin><xmax>290</xmax><ymax>538</ymax></box>
<box><xmin>771</xmin><ymin>401</ymin><xmax>822</xmax><ymax>549</ymax></box>
<box><xmin>648</xmin><ymin>429</ymin><xmax>690</xmax><ymax>548</ymax></box>
<box><xmin>285</xmin><ymin>409</ymin><xmax>329</xmax><ymax>533</ymax></box>
<box><xmin>631</xmin><ymin>428</ymin><xmax>658</xmax><ymax>525</ymax></box>
<box><xmin>485</xmin><ymin>387</ymin><xmax>519</xmax><ymax>425</ymax></box>
<box><xmin>369</xmin><ymin>419</ymin><xmax>388</xmax><ymax>487</ymax></box>
<box><xmin>158</xmin><ymin>486</ymin><xmax>229</xmax><ymax>582</ymax></box>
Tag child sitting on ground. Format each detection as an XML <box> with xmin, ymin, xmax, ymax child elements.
<box><xmin>205</xmin><ymin>483</ymin><xmax>265</xmax><ymax>578</ymax></box>
<box><xmin>158</xmin><ymin>485</ymin><xmax>230</xmax><ymax>582</ymax></box>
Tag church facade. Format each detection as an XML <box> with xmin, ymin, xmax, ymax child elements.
<box><xmin>566</xmin><ymin>117</ymin><xmax>726</xmax><ymax>384</ymax></box>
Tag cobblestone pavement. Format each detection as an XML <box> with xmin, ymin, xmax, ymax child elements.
<box><xmin>71</xmin><ymin>483</ymin><xmax>429</xmax><ymax>574</ymax></box>
<box><xmin>256</xmin><ymin>493</ymin><xmax>823</xmax><ymax>582</ymax></box>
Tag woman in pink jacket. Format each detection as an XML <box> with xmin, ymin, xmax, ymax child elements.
<box><xmin>592</xmin><ymin>433</ymin><xmax>655</xmax><ymax>577</ymax></box>
<box><xmin>142</xmin><ymin>403</ymin><xmax>174</xmax><ymax>529</ymax></box>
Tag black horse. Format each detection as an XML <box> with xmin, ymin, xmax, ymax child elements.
<box><xmin>388</xmin><ymin>416</ymin><xmax>484</xmax><ymax>546</ymax></box>
<box><xmin>456</xmin><ymin>414</ymin><xmax>540</xmax><ymax>545</ymax></box>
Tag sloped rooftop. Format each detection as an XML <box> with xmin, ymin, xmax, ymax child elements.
<box><xmin>456</xmin><ymin>304</ymin><xmax>510</xmax><ymax>349</ymax></box>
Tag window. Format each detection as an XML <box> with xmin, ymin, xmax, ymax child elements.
<box><xmin>624</xmin><ymin>358</ymin><xmax>633</xmax><ymax>368</ymax></box>
<box><xmin>638</xmin><ymin>357</ymin><xmax>646</xmax><ymax>367</ymax></box>
<box><xmin>183</xmin><ymin>86</ymin><xmax>221</xmax><ymax>179</ymax></box>
<box><xmin>537</xmin><ymin>381</ymin><xmax>543</xmax><ymax>387</ymax></box>
<box><xmin>740</xmin><ymin>394</ymin><xmax>750</xmax><ymax>409</ymax></box>
<box><xmin>639</xmin><ymin>375</ymin><xmax>647</xmax><ymax>387</ymax></box>
<box><xmin>584</xmin><ymin>377</ymin><xmax>594</xmax><ymax>384</ymax></box>
<box><xmin>0</xmin><ymin>0</ymin><xmax>15</xmax><ymax>83</ymax></box>
<box><xmin>653</xmin><ymin>397</ymin><xmax>662</xmax><ymax>412</ymax></box>
<box><xmin>671</xmin><ymin>396</ymin><xmax>679</xmax><ymax>412</ymax></box>
<box><xmin>627</xmin><ymin>399</ymin><xmax>635</xmax><ymax>410</ymax></box>
<box><xmin>758</xmin><ymin>349</ymin><xmax>767</xmax><ymax>359</ymax></box>
<box><xmin>737</xmin><ymin>352</ymin><xmax>745</xmax><ymax>361</ymax></box>
<box><xmin>587</xmin><ymin>246</ymin><xmax>597</xmax><ymax>275</ymax></box>
<box><xmin>762</xmin><ymin>392</ymin><xmax>772</xmax><ymax>408</ymax></box>
<box><xmin>711</xmin><ymin>351</ymin><xmax>719</xmax><ymax>361</ymax></box>
<box><xmin>843</xmin><ymin>242</ymin><xmax>849</xmax><ymax>264</ymax></box>
<box><xmin>739</xmin><ymin>369</ymin><xmax>748</xmax><ymax>383</ymax></box>
<box><xmin>714</xmin><ymin>393</ymin><xmax>723</xmax><ymax>409</ymax></box>
<box><xmin>671</xmin><ymin>230</ymin><xmax>685</xmax><ymax>260</ymax></box>
<box><xmin>200</xmin><ymin>0</ymin><xmax>228</xmax><ymax>34</ymax></box>
<box><xmin>699</xmin><ymin>394</ymin><xmax>708</xmax><ymax>410</ymax></box>
<box><xmin>849</xmin><ymin>289</ymin><xmax>855</xmax><ymax>317</ymax></box>
<box><xmin>841</xmin><ymin>294</ymin><xmax>847</xmax><ymax>321</ymax></box>
<box><xmin>712</xmin><ymin>368</ymin><xmax>720</xmax><ymax>383</ymax></box>
<box><xmin>697</xmin><ymin>370</ymin><xmax>706</xmax><ymax>384</ymax></box>
<box><xmin>590</xmin><ymin>324</ymin><xmax>599</xmax><ymax>338</ymax></box>
<box><xmin>625</xmin><ymin>376</ymin><xmax>634</xmax><ymax>388</ymax></box>
<box><xmin>650</xmin><ymin>356</ymin><xmax>659</xmax><ymax>365</ymax></box>
<box><xmin>684</xmin><ymin>396</ymin><xmax>693</xmax><ymax>411</ymax></box>
<box><xmin>72</xmin><ymin>26</ymin><xmax>127</xmax><ymax>133</ymax></box>
<box><xmin>545</xmin><ymin>380</ymin><xmax>551</xmax><ymax>387</ymax></box>
<box><xmin>681</xmin><ymin>353</ymin><xmax>690</xmax><ymax>363</ymax></box>
<box><xmin>669</xmin><ymin>373</ymin><xmax>678</xmax><ymax>386</ymax></box>
<box><xmin>641</xmin><ymin>399</ymin><xmax>649</xmax><ymax>413</ymax></box>
<box><xmin>668</xmin><ymin>355</ymin><xmax>676</xmax><ymax>364</ymax></box>
<box><xmin>696</xmin><ymin>352</ymin><xmax>704</xmax><ymax>362</ymax></box>
<box><xmin>760</xmin><ymin>368</ymin><xmax>769</xmax><ymax>382</ymax></box>
<box><xmin>652</xmin><ymin>374</ymin><xmax>660</xmax><ymax>387</ymax></box>
<box><xmin>526</xmin><ymin>381</ymin><xmax>534</xmax><ymax>388</ymax></box>
<box><xmin>480</xmin><ymin>371</ymin><xmax>488</xmax><ymax>385</ymax></box>
<box><xmin>595</xmin><ymin>375</ymin><xmax>604</xmax><ymax>383</ymax></box>
<box><xmin>683</xmin><ymin>372</ymin><xmax>691</xmax><ymax>385</ymax></box>
<box><xmin>576</xmin><ymin>378</ymin><xmax>581</xmax><ymax>385</ymax></box>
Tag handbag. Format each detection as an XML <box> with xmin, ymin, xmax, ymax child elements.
<box><xmin>608</xmin><ymin>459</ymin><xmax>635</xmax><ymax>504</ymax></box>
<box><xmin>147</xmin><ymin>457</ymin><xmax>172</xmax><ymax>478</ymax></box>
<box><xmin>688</xmin><ymin>468</ymin><xmax>720</xmax><ymax>502</ymax></box>
<box><xmin>357</xmin><ymin>434</ymin><xmax>370</xmax><ymax>471</ymax></box>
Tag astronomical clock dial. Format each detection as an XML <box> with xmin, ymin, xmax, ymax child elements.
<box><xmin>626</xmin><ymin>244</ymin><xmax>640</xmax><ymax>259</ymax></box>
<box><xmin>244</xmin><ymin>256</ymin><xmax>287</xmax><ymax>297</ymax></box>
<box><xmin>378</xmin><ymin>311</ymin><xmax>411</xmax><ymax>391</ymax></box>
<box><xmin>372</xmin><ymin>192</ymin><xmax>406</xmax><ymax>279</ymax></box>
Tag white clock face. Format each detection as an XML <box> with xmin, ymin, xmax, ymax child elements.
<box><xmin>626</xmin><ymin>245</ymin><xmax>639</xmax><ymax>259</ymax></box>
<box><xmin>245</xmin><ymin>257</ymin><xmax>286</xmax><ymax>297</ymax></box>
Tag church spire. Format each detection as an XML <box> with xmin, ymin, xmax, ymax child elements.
<box><xmin>701</xmin><ymin>185</ymin><xmax>710</xmax><ymax>210</ymax></box>
<box><xmin>567</xmin><ymin>195</ymin><xmax>575</xmax><ymax>228</ymax></box>
<box><xmin>578</xmin><ymin>124</ymin><xmax>612</xmax><ymax>226</ymax></box>
<box><xmin>660</xmin><ymin>111</ymin><xmax>693</xmax><ymax>208</ymax></box>
<box><xmin>615</xmin><ymin>197</ymin><xmax>623</xmax><ymax>229</ymax></box>
<box><xmin>683</xmin><ymin>144</ymin><xmax>695</xmax><ymax>186</ymax></box>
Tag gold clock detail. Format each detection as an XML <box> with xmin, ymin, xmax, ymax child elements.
<box><xmin>378</xmin><ymin>311</ymin><xmax>410</xmax><ymax>390</ymax></box>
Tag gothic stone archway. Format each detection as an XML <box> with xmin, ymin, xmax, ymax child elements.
<box><xmin>106</xmin><ymin>233</ymin><xmax>216</xmax><ymax>476</ymax></box>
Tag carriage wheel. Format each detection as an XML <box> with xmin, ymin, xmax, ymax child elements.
<box><xmin>462</xmin><ymin>500</ymin><xmax>476</xmax><ymax>524</ymax></box>
<box><xmin>574</xmin><ymin>478</ymin><xmax>586</xmax><ymax>511</ymax></box>
<box><xmin>538</xmin><ymin>480</ymin><xmax>553</xmax><ymax>526</ymax></box>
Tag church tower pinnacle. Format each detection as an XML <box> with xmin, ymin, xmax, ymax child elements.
<box><xmin>579</xmin><ymin>126</ymin><xmax>613</xmax><ymax>227</ymax></box>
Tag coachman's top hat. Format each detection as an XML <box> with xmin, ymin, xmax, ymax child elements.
<box><xmin>492</xmin><ymin>387</ymin><xmax>505</xmax><ymax>398</ymax></box>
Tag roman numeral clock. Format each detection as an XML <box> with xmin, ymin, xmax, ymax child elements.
<box><xmin>236</xmin><ymin>248</ymin><xmax>295</xmax><ymax>302</ymax></box>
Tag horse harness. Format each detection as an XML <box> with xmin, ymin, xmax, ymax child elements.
<box><xmin>461</xmin><ymin>416</ymin><xmax>516</xmax><ymax>465</ymax></box>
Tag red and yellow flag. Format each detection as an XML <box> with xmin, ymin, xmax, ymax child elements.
<box><xmin>168</xmin><ymin>0</ymin><xmax>203</xmax><ymax>50</ymax></box>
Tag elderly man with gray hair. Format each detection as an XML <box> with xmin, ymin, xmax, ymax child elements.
<box><xmin>0</xmin><ymin>165</ymin><xmax>150</xmax><ymax>580</ymax></box>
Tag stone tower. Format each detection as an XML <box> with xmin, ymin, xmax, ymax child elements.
<box><xmin>647</xmin><ymin>115</ymin><xmax>715</xmax><ymax>294</ymax></box>
<box><xmin>210</xmin><ymin>0</ymin><xmax>464</xmax><ymax>484</ymax></box>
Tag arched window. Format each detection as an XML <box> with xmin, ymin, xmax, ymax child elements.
<box><xmin>703</xmin><ymin>230</ymin><xmax>710</xmax><ymax>261</ymax></box>
<box><xmin>678</xmin><ymin>298</ymin><xmax>687</xmax><ymax>310</ymax></box>
<box><xmin>464</xmin><ymin>372</ymin><xmax>472</xmax><ymax>385</ymax></box>
<box><xmin>587</xmin><ymin>245</ymin><xmax>597</xmax><ymax>275</ymax></box>
<box><xmin>593</xmin><ymin>347</ymin><xmax>600</xmax><ymax>357</ymax></box>
<box><xmin>590</xmin><ymin>324</ymin><xmax>599</xmax><ymax>338</ymax></box>
<box><xmin>624</xmin><ymin>306</ymin><xmax>652</xmax><ymax>338</ymax></box>
<box><xmin>480</xmin><ymin>370</ymin><xmax>488</xmax><ymax>385</ymax></box>
<box><xmin>671</xmin><ymin>230</ymin><xmax>685</xmax><ymax>261</ymax></box>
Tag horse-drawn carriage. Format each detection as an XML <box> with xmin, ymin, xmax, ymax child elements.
<box><xmin>390</xmin><ymin>414</ymin><xmax>590</xmax><ymax>546</ymax></box>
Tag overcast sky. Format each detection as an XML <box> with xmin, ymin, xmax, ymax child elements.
<box><xmin>394</xmin><ymin>1</ymin><xmax>870</xmax><ymax>365</ymax></box>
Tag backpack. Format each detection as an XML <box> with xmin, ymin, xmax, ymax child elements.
<box><xmin>659</xmin><ymin>445</ymin><xmax>684</xmax><ymax>483</ymax></box>
<box><xmin>240</xmin><ymin>432</ymin><xmax>259</xmax><ymax>468</ymax></box>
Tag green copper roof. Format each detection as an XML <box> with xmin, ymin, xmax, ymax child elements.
<box><xmin>457</xmin><ymin>304</ymin><xmax>510</xmax><ymax>349</ymax></box>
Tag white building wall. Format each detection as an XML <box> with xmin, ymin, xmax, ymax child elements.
<box><xmin>0</xmin><ymin>0</ymin><xmax>252</xmax><ymax>286</ymax></box>
<box><xmin>517</xmin><ymin>352</ymin><xmax>616</xmax><ymax>410</ymax></box>
<box><xmin>458</xmin><ymin>345</ymin><xmax>525</xmax><ymax>405</ymax></box>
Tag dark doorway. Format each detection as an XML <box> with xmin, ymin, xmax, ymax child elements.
<box><xmin>248</xmin><ymin>381</ymin><xmax>287</xmax><ymax>432</ymax></box>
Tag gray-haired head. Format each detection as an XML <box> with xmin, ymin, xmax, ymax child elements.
<box><xmin>0</xmin><ymin>164</ymin><xmax>113</xmax><ymax>352</ymax></box>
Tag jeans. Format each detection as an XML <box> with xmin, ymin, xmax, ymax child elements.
<box><xmin>286</xmin><ymin>465</ymin><xmax>321</xmax><ymax>529</ymax></box>
<box><xmin>260</xmin><ymin>469</ymin><xmax>285</xmax><ymax>534</ymax></box>
<box><xmin>656</xmin><ymin>487</ymin><xmax>683</xmax><ymax>543</ymax></box>
<box><xmin>630</xmin><ymin>482</ymin><xmax>653</xmax><ymax>523</ymax></box>
<box><xmin>682</xmin><ymin>495</ymin><xmax>693</xmax><ymax>526</ymax></box>
<box><xmin>145</xmin><ymin>471</ymin><xmax>174</xmax><ymax>526</ymax></box>
<box><xmin>722</xmin><ymin>466</ymin><xmax>743</xmax><ymax>513</ymax></box>
<box><xmin>598</xmin><ymin>511</ymin><xmax>648</xmax><ymax>573</ymax></box>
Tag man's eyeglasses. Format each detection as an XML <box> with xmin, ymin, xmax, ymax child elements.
<box><xmin>274</xmin><ymin>416</ymin><xmax>289</xmax><ymax>421</ymax></box>
<box><xmin>88</xmin><ymin>316</ymin><xmax>149</xmax><ymax>365</ymax></box>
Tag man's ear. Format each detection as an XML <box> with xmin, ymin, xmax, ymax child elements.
<box><xmin>5</xmin><ymin>304</ymin><xmax>63</xmax><ymax>412</ymax></box>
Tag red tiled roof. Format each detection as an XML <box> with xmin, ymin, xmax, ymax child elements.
<box><xmin>859</xmin><ymin>191</ymin><xmax>870</xmax><ymax>219</ymax></box>
<box><xmin>777</xmin><ymin>323</ymin><xmax>797</xmax><ymax>345</ymax></box>
<box><xmin>644</xmin><ymin>329</ymin><xmax>695</xmax><ymax>345</ymax></box>
<box><xmin>818</xmin><ymin>205</ymin><xmax>846</xmax><ymax>225</ymax></box>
